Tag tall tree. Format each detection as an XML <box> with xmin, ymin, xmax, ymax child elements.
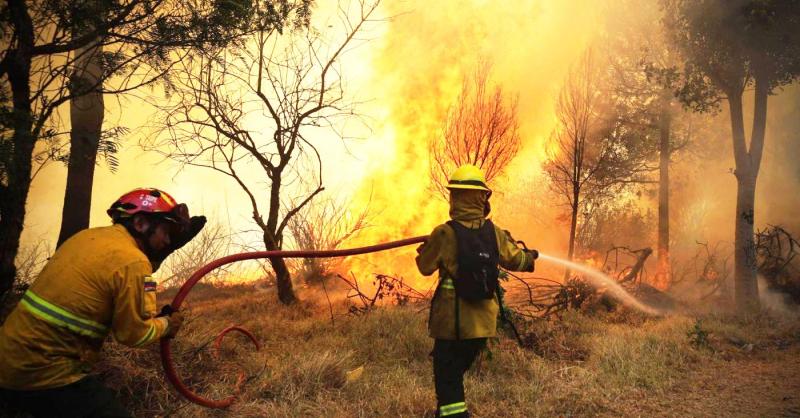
<box><xmin>56</xmin><ymin>0</ymin><xmax>292</xmax><ymax>246</ymax></box>
<box><xmin>662</xmin><ymin>0</ymin><xmax>800</xmax><ymax>310</ymax></box>
<box><xmin>156</xmin><ymin>0</ymin><xmax>379</xmax><ymax>304</ymax></box>
<box><xmin>429</xmin><ymin>61</ymin><xmax>520</xmax><ymax>199</ymax></box>
<box><xmin>545</xmin><ymin>49</ymin><xmax>654</xmax><ymax>279</ymax></box>
<box><xmin>57</xmin><ymin>2</ymin><xmax>105</xmax><ymax>247</ymax></box>
<box><xmin>602</xmin><ymin>0</ymin><xmax>688</xmax><ymax>290</ymax></box>
<box><xmin>655</xmin><ymin>91</ymin><xmax>671</xmax><ymax>288</ymax></box>
<box><xmin>0</xmin><ymin>0</ymin><xmax>297</xmax><ymax>297</ymax></box>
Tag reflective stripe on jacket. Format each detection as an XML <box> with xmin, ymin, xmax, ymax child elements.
<box><xmin>0</xmin><ymin>224</ymin><xmax>169</xmax><ymax>390</ymax></box>
<box><xmin>20</xmin><ymin>290</ymin><xmax>110</xmax><ymax>339</ymax></box>
<box><xmin>415</xmin><ymin>191</ymin><xmax>534</xmax><ymax>340</ymax></box>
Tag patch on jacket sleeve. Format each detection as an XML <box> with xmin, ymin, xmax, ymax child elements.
<box><xmin>144</xmin><ymin>277</ymin><xmax>157</xmax><ymax>292</ymax></box>
<box><xmin>142</xmin><ymin>276</ymin><xmax>158</xmax><ymax>317</ymax></box>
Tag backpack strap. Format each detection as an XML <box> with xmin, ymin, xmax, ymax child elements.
<box><xmin>445</xmin><ymin>221</ymin><xmax>460</xmax><ymax>340</ymax></box>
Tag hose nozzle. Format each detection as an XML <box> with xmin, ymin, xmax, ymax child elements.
<box><xmin>515</xmin><ymin>240</ymin><xmax>539</xmax><ymax>260</ymax></box>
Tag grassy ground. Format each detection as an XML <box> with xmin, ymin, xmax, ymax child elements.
<box><xmin>87</xmin><ymin>283</ymin><xmax>800</xmax><ymax>417</ymax></box>
<box><xmin>3</xmin><ymin>282</ymin><xmax>799</xmax><ymax>417</ymax></box>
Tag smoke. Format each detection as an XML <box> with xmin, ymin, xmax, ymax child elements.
<box><xmin>758</xmin><ymin>85</ymin><xmax>800</xmax><ymax>234</ymax></box>
<box><xmin>758</xmin><ymin>275</ymin><xmax>799</xmax><ymax>317</ymax></box>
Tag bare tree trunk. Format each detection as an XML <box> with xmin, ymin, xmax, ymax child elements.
<box><xmin>57</xmin><ymin>36</ymin><xmax>104</xmax><ymax>247</ymax></box>
<box><xmin>263</xmin><ymin>232</ymin><xmax>295</xmax><ymax>304</ymax></box>
<box><xmin>0</xmin><ymin>0</ymin><xmax>35</xmax><ymax>297</ymax></box>
<box><xmin>273</xmin><ymin>260</ymin><xmax>294</xmax><ymax>304</ymax></box>
<box><xmin>728</xmin><ymin>78</ymin><xmax>767</xmax><ymax>312</ymax></box>
<box><xmin>265</xmin><ymin>177</ymin><xmax>296</xmax><ymax>305</ymax></box>
<box><xmin>734</xmin><ymin>172</ymin><xmax>758</xmax><ymax>310</ymax></box>
<box><xmin>655</xmin><ymin>96</ymin><xmax>671</xmax><ymax>290</ymax></box>
<box><xmin>564</xmin><ymin>194</ymin><xmax>579</xmax><ymax>281</ymax></box>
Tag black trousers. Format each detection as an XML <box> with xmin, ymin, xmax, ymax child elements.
<box><xmin>432</xmin><ymin>338</ymin><xmax>487</xmax><ymax>417</ymax></box>
<box><xmin>0</xmin><ymin>376</ymin><xmax>132</xmax><ymax>418</ymax></box>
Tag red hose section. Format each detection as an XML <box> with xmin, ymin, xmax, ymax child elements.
<box><xmin>212</xmin><ymin>326</ymin><xmax>261</xmax><ymax>398</ymax></box>
<box><xmin>213</xmin><ymin>326</ymin><xmax>261</xmax><ymax>357</ymax></box>
<box><xmin>160</xmin><ymin>235</ymin><xmax>428</xmax><ymax>408</ymax></box>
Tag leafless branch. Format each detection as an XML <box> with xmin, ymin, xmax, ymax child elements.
<box><xmin>429</xmin><ymin>60</ymin><xmax>521</xmax><ymax>198</ymax></box>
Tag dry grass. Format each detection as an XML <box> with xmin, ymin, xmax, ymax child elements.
<box><xmin>3</xmin><ymin>282</ymin><xmax>799</xmax><ymax>417</ymax></box>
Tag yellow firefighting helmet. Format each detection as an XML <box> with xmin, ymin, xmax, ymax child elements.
<box><xmin>446</xmin><ymin>164</ymin><xmax>491</xmax><ymax>192</ymax></box>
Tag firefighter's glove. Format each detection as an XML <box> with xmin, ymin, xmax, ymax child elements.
<box><xmin>172</xmin><ymin>215</ymin><xmax>206</xmax><ymax>251</ymax></box>
<box><xmin>150</xmin><ymin>205</ymin><xmax>206</xmax><ymax>272</ymax></box>
<box><xmin>524</xmin><ymin>249</ymin><xmax>539</xmax><ymax>272</ymax></box>
<box><xmin>164</xmin><ymin>311</ymin><xmax>184</xmax><ymax>339</ymax></box>
<box><xmin>156</xmin><ymin>304</ymin><xmax>175</xmax><ymax>317</ymax></box>
<box><xmin>169</xmin><ymin>204</ymin><xmax>207</xmax><ymax>252</ymax></box>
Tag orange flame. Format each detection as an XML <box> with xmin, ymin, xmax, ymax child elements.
<box><xmin>338</xmin><ymin>1</ymin><xmax>605</xmax><ymax>288</ymax></box>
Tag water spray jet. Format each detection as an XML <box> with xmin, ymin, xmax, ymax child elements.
<box><xmin>537</xmin><ymin>253</ymin><xmax>663</xmax><ymax>316</ymax></box>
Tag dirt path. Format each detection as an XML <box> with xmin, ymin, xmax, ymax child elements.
<box><xmin>608</xmin><ymin>346</ymin><xmax>800</xmax><ymax>418</ymax></box>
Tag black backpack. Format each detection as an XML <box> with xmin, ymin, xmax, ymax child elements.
<box><xmin>446</xmin><ymin>219</ymin><xmax>500</xmax><ymax>301</ymax></box>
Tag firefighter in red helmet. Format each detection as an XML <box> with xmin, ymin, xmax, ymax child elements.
<box><xmin>0</xmin><ymin>188</ymin><xmax>205</xmax><ymax>417</ymax></box>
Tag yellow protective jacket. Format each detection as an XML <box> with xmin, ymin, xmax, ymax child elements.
<box><xmin>0</xmin><ymin>224</ymin><xmax>169</xmax><ymax>390</ymax></box>
<box><xmin>416</xmin><ymin>191</ymin><xmax>534</xmax><ymax>340</ymax></box>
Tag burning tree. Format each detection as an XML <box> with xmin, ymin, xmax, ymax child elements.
<box><xmin>155</xmin><ymin>1</ymin><xmax>380</xmax><ymax>304</ymax></box>
<box><xmin>544</xmin><ymin>49</ymin><xmax>655</xmax><ymax>280</ymax></box>
<box><xmin>429</xmin><ymin>61</ymin><xmax>521</xmax><ymax>198</ymax></box>
<box><xmin>600</xmin><ymin>0</ymin><xmax>700</xmax><ymax>290</ymax></box>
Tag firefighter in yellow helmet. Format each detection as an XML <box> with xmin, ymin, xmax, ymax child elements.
<box><xmin>416</xmin><ymin>165</ymin><xmax>537</xmax><ymax>418</ymax></box>
<box><xmin>0</xmin><ymin>188</ymin><xmax>205</xmax><ymax>417</ymax></box>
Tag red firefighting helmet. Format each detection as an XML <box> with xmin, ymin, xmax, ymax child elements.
<box><xmin>107</xmin><ymin>188</ymin><xmax>183</xmax><ymax>223</ymax></box>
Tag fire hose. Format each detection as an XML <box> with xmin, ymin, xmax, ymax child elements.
<box><xmin>159</xmin><ymin>235</ymin><xmax>428</xmax><ymax>409</ymax></box>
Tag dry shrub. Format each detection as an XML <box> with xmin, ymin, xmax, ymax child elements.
<box><xmin>756</xmin><ymin>225</ymin><xmax>800</xmax><ymax>303</ymax></box>
<box><xmin>428</xmin><ymin>60</ymin><xmax>521</xmax><ymax>200</ymax></box>
<box><xmin>287</xmin><ymin>197</ymin><xmax>369</xmax><ymax>286</ymax></box>
<box><xmin>158</xmin><ymin>222</ymin><xmax>238</xmax><ymax>288</ymax></box>
<box><xmin>670</xmin><ymin>241</ymin><xmax>734</xmax><ymax>305</ymax></box>
<box><xmin>519</xmin><ymin>312</ymin><xmax>596</xmax><ymax>361</ymax></box>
